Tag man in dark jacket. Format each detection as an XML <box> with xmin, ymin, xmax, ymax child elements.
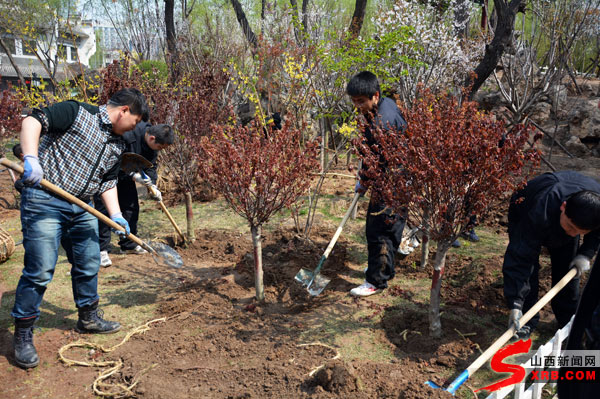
<box><xmin>346</xmin><ymin>71</ymin><xmax>408</xmax><ymax>296</ymax></box>
<box><xmin>95</xmin><ymin>122</ymin><xmax>174</xmax><ymax>266</ymax></box>
<box><xmin>503</xmin><ymin>171</ymin><xmax>600</xmax><ymax>340</ymax></box>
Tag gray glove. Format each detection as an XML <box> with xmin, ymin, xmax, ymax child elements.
<box><xmin>508</xmin><ymin>308</ymin><xmax>523</xmax><ymax>331</ymax></box>
<box><xmin>570</xmin><ymin>254</ymin><xmax>591</xmax><ymax>277</ymax></box>
<box><xmin>132</xmin><ymin>172</ymin><xmax>152</xmax><ymax>186</ymax></box>
<box><xmin>149</xmin><ymin>184</ymin><xmax>162</xmax><ymax>202</ymax></box>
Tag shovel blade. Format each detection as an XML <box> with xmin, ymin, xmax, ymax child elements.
<box><xmin>307</xmin><ymin>274</ymin><xmax>331</xmax><ymax>296</ymax></box>
<box><xmin>294</xmin><ymin>268</ymin><xmax>314</xmax><ymax>287</ymax></box>
<box><xmin>148</xmin><ymin>241</ymin><xmax>184</xmax><ymax>269</ymax></box>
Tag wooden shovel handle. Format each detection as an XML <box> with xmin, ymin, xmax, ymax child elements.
<box><xmin>467</xmin><ymin>267</ymin><xmax>578</xmax><ymax>374</ymax></box>
<box><xmin>0</xmin><ymin>157</ymin><xmax>151</xmax><ymax>252</ymax></box>
<box><xmin>147</xmin><ymin>184</ymin><xmax>185</xmax><ymax>242</ymax></box>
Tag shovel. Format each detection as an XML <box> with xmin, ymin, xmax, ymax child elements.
<box><xmin>0</xmin><ymin>157</ymin><xmax>183</xmax><ymax>269</ymax></box>
<box><xmin>121</xmin><ymin>153</ymin><xmax>186</xmax><ymax>243</ymax></box>
<box><xmin>426</xmin><ymin>267</ymin><xmax>578</xmax><ymax>395</ymax></box>
<box><xmin>295</xmin><ymin>192</ymin><xmax>361</xmax><ymax>296</ymax></box>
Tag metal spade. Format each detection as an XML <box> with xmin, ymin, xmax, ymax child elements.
<box><xmin>295</xmin><ymin>192</ymin><xmax>361</xmax><ymax>296</ymax></box>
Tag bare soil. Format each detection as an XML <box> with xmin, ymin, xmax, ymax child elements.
<box><xmin>0</xmin><ymin>165</ymin><xmax>561</xmax><ymax>398</ymax></box>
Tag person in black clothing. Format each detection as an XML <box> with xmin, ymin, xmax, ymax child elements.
<box><xmin>346</xmin><ymin>71</ymin><xmax>408</xmax><ymax>297</ymax></box>
<box><xmin>95</xmin><ymin>123</ymin><xmax>174</xmax><ymax>266</ymax></box>
<box><xmin>557</xmin><ymin>253</ymin><xmax>600</xmax><ymax>397</ymax></box>
<box><xmin>503</xmin><ymin>171</ymin><xmax>600</xmax><ymax>340</ymax></box>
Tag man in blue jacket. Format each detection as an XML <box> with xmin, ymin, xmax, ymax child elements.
<box><xmin>346</xmin><ymin>71</ymin><xmax>408</xmax><ymax>296</ymax></box>
<box><xmin>504</xmin><ymin>171</ymin><xmax>600</xmax><ymax>340</ymax></box>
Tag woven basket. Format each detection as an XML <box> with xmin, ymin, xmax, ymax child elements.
<box><xmin>0</xmin><ymin>226</ymin><xmax>15</xmax><ymax>263</ymax></box>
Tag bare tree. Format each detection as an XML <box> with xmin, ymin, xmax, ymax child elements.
<box><xmin>230</xmin><ymin>0</ymin><xmax>257</xmax><ymax>48</ymax></box>
<box><xmin>467</xmin><ymin>0</ymin><xmax>524</xmax><ymax>98</ymax></box>
<box><xmin>494</xmin><ymin>0</ymin><xmax>600</xmax><ymax>126</ymax></box>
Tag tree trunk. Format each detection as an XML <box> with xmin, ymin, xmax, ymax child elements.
<box><xmin>420</xmin><ymin>234</ymin><xmax>429</xmax><ymax>269</ymax></box>
<box><xmin>165</xmin><ymin>0</ymin><xmax>178</xmax><ymax>81</ymax></box>
<box><xmin>429</xmin><ymin>241</ymin><xmax>450</xmax><ymax>338</ymax></box>
<box><xmin>185</xmin><ymin>191</ymin><xmax>195</xmax><ymax>242</ymax></box>
<box><xmin>251</xmin><ymin>225</ymin><xmax>264</xmax><ymax>301</ymax></box>
<box><xmin>467</xmin><ymin>0</ymin><xmax>523</xmax><ymax>98</ymax></box>
<box><xmin>230</xmin><ymin>0</ymin><xmax>258</xmax><ymax>48</ymax></box>
<box><xmin>302</xmin><ymin>0</ymin><xmax>310</xmax><ymax>45</ymax></box>
<box><xmin>348</xmin><ymin>0</ymin><xmax>368</xmax><ymax>40</ymax></box>
<box><xmin>0</xmin><ymin>37</ymin><xmax>27</xmax><ymax>88</ymax></box>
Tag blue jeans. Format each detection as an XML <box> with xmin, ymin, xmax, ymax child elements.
<box><xmin>11</xmin><ymin>187</ymin><xmax>101</xmax><ymax>319</ymax></box>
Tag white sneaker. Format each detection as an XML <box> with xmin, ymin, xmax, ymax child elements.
<box><xmin>124</xmin><ymin>245</ymin><xmax>148</xmax><ymax>254</ymax></box>
<box><xmin>350</xmin><ymin>282</ymin><xmax>382</xmax><ymax>297</ymax></box>
<box><xmin>100</xmin><ymin>251</ymin><xmax>112</xmax><ymax>267</ymax></box>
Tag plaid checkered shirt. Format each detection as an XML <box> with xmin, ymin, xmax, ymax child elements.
<box><xmin>32</xmin><ymin>103</ymin><xmax>126</xmax><ymax>199</ymax></box>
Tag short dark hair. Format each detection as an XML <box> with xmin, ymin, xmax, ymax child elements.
<box><xmin>346</xmin><ymin>71</ymin><xmax>380</xmax><ymax>98</ymax></box>
<box><xmin>108</xmin><ymin>88</ymin><xmax>149</xmax><ymax>120</ymax></box>
<box><xmin>565</xmin><ymin>190</ymin><xmax>600</xmax><ymax>230</ymax></box>
<box><xmin>147</xmin><ymin>124</ymin><xmax>174</xmax><ymax>145</ymax></box>
<box><xmin>12</xmin><ymin>143</ymin><xmax>23</xmax><ymax>158</ymax></box>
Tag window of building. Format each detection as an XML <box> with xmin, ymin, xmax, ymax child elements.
<box><xmin>0</xmin><ymin>36</ymin><xmax>16</xmax><ymax>55</ymax></box>
<box><xmin>22</xmin><ymin>40</ymin><xmax>37</xmax><ymax>56</ymax></box>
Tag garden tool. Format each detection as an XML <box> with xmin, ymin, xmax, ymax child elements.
<box><xmin>426</xmin><ymin>267</ymin><xmax>577</xmax><ymax>395</ymax></box>
<box><xmin>120</xmin><ymin>153</ymin><xmax>186</xmax><ymax>243</ymax></box>
<box><xmin>295</xmin><ymin>192</ymin><xmax>361</xmax><ymax>296</ymax></box>
<box><xmin>0</xmin><ymin>158</ymin><xmax>183</xmax><ymax>269</ymax></box>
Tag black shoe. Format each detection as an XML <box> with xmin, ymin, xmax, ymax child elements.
<box><xmin>76</xmin><ymin>304</ymin><xmax>121</xmax><ymax>334</ymax></box>
<box><xmin>14</xmin><ymin>319</ymin><xmax>39</xmax><ymax>368</ymax></box>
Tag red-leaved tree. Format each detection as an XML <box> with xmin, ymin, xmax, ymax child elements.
<box><xmin>0</xmin><ymin>88</ymin><xmax>23</xmax><ymax>156</ymax></box>
<box><xmin>196</xmin><ymin>118</ymin><xmax>319</xmax><ymax>301</ymax></box>
<box><xmin>357</xmin><ymin>89</ymin><xmax>539</xmax><ymax>337</ymax></box>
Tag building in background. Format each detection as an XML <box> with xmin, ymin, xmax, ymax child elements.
<box><xmin>0</xmin><ymin>17</ymin><xmax>95</xmax><ymax>91</ymax></box>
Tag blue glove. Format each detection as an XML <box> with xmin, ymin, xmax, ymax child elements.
<box><xmin>110</xmin><ymin>212</ymin><xmax>130</xmax><ymax>237</ymax></box>
<box><xmin>354</xmin><ymin>181</ymin><xmax>367</xmax><ymax>197</ymax></box>
<box><xmin>22</xmin><ymin>155</ymin><xmax>43</xmax><ymax>186</ymax></box>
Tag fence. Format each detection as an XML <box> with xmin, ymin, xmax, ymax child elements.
<box><xmin>485</xmin><ymin>318</ymin><xmax>573</xmax><ymax>399</ymax></box>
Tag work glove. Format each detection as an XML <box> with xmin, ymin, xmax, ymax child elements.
<box><xmin>132</xmin><ymin>172</ymin><xmax>152</xmax><ymax>186</ymax></box>
<box><xmin>22</xmin><ymin>155</ymin><xmax>43</xmax><ymax>186</ymax></box>
<box><xmin>148</xmin><ymin>184</ymin><xmax>162</xmax><ymax>202</ymax></box>
<box><xmin>508</xmin><ymin>308</ymin><xmax>523</xmax><ymax>331</ymax></box>
<box><xmin>354</xmin><ymin>181</ymin><xmax>367</xmax><ymax>197</ymax></box>
<box><xmin>570</xmin><ymin>254</ymin><xmax>591</xmax><ymax>277</ymax></box>
<box><xmin>110</xmin><ymin>212</ymin><xmax>130</xmax><ymax>237</ymax></box>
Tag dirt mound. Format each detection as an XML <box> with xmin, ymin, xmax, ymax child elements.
<box><xmin>313</xmin><ymin>360</ymin><xmax>361</xmax><ymax>394</ymax></box>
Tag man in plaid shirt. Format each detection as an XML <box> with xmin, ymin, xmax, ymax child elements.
<box><xmin>11</xmin><ymin>88</ymin><xmax>149</xmax><ymax>369</ymax></box>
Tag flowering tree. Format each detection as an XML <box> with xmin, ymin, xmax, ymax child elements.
<box><xmin>196</xmin><ymin>118</ymin><xmax>319</xmax><ymax>301</ymax></box>
<box><xmin>99</xmin><ymin>55</ymin><xmax>230</xmax><ymax>241</ymax></box>
<box><xmin>357</xmin><ymin>89</ymin><xmax>538</xmax><ymax>337</ymax></box>
<box><xmin>373</xmin><ymin>0</ymin><xmax>483</xmax><ymax>106</ymax></box>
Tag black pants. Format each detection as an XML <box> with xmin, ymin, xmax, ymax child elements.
<box><xmin>558</xmin><ymin>254</ymin><xmax>600</xmax><ymax>398</ymax></box>
<box><xmin>94</xmin><ymin>180</ymin><xmax>140</xmax><ymax>251</ymax></box>
<box><xmin>365</xmin><ymin>198</ymin><xmax>405</xmax><ymax>289</ymax></box>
